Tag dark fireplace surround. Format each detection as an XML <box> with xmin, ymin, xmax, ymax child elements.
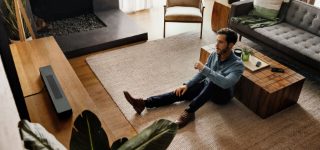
<box><xmin>28</xmin><ymin>0</ymin><xmax>147</xmax><ymax>58</ymax></box>
<box><xmin>31</xmin><ymin>0</ymin><xmax>94</xmax><ymax>20</ymax></box>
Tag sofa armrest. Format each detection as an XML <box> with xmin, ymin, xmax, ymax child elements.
<box><xmin>229</xmin><ymin>0</ymin><xmax>253</xmax><ymax>18</ymax></box>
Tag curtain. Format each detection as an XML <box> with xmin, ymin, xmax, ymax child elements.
<box><xmin>119</xmin><ymin>0</ymin><xmax>153</xmax><ymax>13</ymax></box>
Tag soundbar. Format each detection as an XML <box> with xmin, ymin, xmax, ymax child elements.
<box><xmin>40</xmin><ymin>65</ymin><xmax>72</xmax><ymax>118</ymax></box>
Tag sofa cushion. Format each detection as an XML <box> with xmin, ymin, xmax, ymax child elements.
<box><xmin>254</xmin><ymin>23</ymin><xmax>320</xmax><ymax>63</ymax></box>
<box><xmin>285</xmin><ymin>0</ymin><xmax>320</xmax><ymax>36</ymax></box>
<box><xmin>250</xmin><ymin>0</ymin><xmax>284</xmax><ymax>20</ymax></box>
<box><xmin>230</xmin><ymin>20</ymin><xmax>284</xmax><ymax>51</ymax></box>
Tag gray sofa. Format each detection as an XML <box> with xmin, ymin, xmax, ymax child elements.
<box><xmin>229</xmin><ymin>0</ymin><xmax>320</xmax><ymax>75</ymax></box>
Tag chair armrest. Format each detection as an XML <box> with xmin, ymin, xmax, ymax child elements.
<box><xmin>201</xmin><ymin>0</ymin><xmax>206</xmax><ymax>9</ymax></box>
<box><xmin>200</xmin><ymin>0</ymin><xmax>205</xmax><ymax>13</ymax></box>
<box><xmin>229</xmin><ymin>0</ymin><xmax>253</xmax><ymax>18</ymax></box>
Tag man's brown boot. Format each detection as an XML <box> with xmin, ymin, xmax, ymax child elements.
<box><xmin>175</xmin><ymin>111</ymin><xmax>195</xmax><ymax>129</ymax></box>
<box><xmin>123</xmin><ymin>91</ymin><xmax>145</xmax><ymax>115</ymax></box>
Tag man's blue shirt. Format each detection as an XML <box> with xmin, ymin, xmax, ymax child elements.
<box><xmin>186</xmin><ymin>50</ymin><xmax>244</xmax><ymax>91</ymax></box>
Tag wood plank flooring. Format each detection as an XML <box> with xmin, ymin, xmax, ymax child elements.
<box><xmin>68</xmin><ymin>0</ymin><xmax>215</xmax><ymax>142</ymax></box>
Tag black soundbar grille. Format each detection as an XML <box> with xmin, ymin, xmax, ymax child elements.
<box><xmin>46</xmin><ymin>75</ymin><xmax>63</xmax><ymax>99</ymax></box>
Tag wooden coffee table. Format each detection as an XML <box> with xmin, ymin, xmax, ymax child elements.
<box><xmin>200</xmin><ymin>42</ymin><xmax>305</xmax><ymax>118</ymax></box>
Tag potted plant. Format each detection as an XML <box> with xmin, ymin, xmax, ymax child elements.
<box><xmin>70</xmin><ymin>110</ymin><xmax>178</xmax><ymax>150</ymax></box>
<box><xmin>241</xmin><ymin>47</ymin><xmax>253</xmax><ymax>61</ymax></box>
<box><xmin>19</xmin><ymin>110</ymin><xmax>178</xmax><ymax>150</ymax></box>
<box><xmin>0</xmin><ymin>0</ymin><xmax>30</xmax><ymax>41</ymax></box>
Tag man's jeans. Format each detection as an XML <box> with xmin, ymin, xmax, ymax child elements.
<box><xmin>145</xmin><ymin>80</ymin><xmax>233</xmax><ymax>113</ymax></box>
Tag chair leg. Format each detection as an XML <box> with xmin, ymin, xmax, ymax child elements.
<box><xmin>239</xmin><ymin>35</ymin><xmax>242</xmax><ymax>41</ymax></box>
<box><xmin>200</xmin><ymin>22</ymin><xmax>203</xmax><ymax>39</ymax></box>
<box><xmin>163</xmin><ymin>21</ymin><xmax>166</xmax><ymax>38</ymax></box>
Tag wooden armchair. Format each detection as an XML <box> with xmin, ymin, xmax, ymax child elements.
<box><xmin>164</xmin><ymin>0</ymin><xmax>205</xmax><ymax>38</ymax></box>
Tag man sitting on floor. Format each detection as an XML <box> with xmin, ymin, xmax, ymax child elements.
<box><xmin>124</xmin><ymin>28</ymin><xmax>244</xmax><ymax>128</ymax></box>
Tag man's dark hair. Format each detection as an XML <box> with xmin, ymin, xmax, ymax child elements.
<box><xmin>217</xmin><ymin>28</ymin><xmax>238</xmax><ymax>44</ymax></box>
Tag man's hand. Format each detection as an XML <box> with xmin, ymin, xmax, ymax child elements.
<box><xmin>175</xmin><ymin>85</ymin><xmax>188</xmax><ymax>97</ymax></box>
<box><xmin>194</xmin><ymin>61</ymin><xmax>204</xmax><ymax>71</ymax></box>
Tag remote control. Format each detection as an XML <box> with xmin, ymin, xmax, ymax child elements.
<box><xmin>256</xmin><ymin>61</ymin><xmax>261</xmax><ymax>67</ymax></box>
<box><xmin>271</xmin><ymin>67</ymin><xmax>284</xmax><ymax>73</ymax></box>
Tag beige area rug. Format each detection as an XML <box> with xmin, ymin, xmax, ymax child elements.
<box><xmin>86</xmin><ymin>32</ymin><xmax>320</xmax><ymax>149</ymax></box>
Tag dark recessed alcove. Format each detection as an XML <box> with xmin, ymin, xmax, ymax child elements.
<box><xmin>28</xmin><ymin>0</ymin><xmax>148</xmax><ymax>58</ymax></box>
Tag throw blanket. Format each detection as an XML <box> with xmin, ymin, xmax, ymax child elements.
<box><xmin>231</xmin><ymin>16</ymin><xmax>279</xmax><ymax>29</ymax></box>
<box><xmin>230</xmin><ymin>0</ymin><xmax>292</xmax><ymax>29</ymax></box>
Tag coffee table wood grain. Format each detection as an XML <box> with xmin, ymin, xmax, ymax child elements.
<box><xmin>200</xmin><ymin>42</ymin><xmax>305</xmax><ymax>118</ymax></box>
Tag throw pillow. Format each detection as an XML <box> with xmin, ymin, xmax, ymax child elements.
<box><xmin>19</xmin><ymin>120</ymin><xmax>67</xmax><ymax>150</ymax></box>
<box><xmin>250</xmin><ymin>0</ymin><xmax>286</xmax><ymax>20</ymax></box>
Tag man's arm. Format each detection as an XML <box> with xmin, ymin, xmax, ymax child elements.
<box><xmin>185</xmin><ymin>72</ymin><xmax>205</xmax><ymax>88</ymax></box>
<box><xmin>200</xmin><ymin>62</ymin><xmax>244</xmax><ymax>89</ymax></box>
<box><xmin>185</xmin><ymin>53</ymin><xmax>215</xmax><ymax>88</ymax></box>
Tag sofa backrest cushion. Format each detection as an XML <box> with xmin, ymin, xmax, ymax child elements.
<box><xmin>285</xmin><ymin>0</ymin><xmax>320</xmax><ymax>36</ymax></box>
<box><xmin>250</xmin><ymin>0</ymin><xmax>284</xmax><ymax>20</ymax></box>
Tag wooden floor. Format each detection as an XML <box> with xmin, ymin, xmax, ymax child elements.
<box><xmin>68</xmin><ymin>0</ymin><xmax>215</xmax><ymax>142</ymax></box>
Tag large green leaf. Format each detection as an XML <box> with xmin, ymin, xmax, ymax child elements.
<box><xmin>70</xmin><ymin>110</ymin><xmax>110</xmax><ymax>150</ymax></box>
<box><xmin>118</xmin><ymin>119</ymin><xmax>178</xmax><ymax>150</ymax></box>
<box><xmin>111</xmin><ymin>137</ymin><xmax>128</xmax><ymax>150</ymax></box>
<box><xmin>19</xmin><ymin>120</ymin><xmax>67</xmax><ymax>150</ymax></box>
